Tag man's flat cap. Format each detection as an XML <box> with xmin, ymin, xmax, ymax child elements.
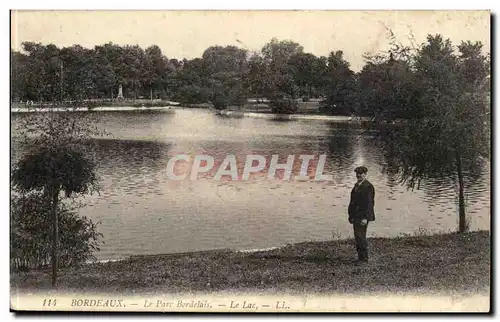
<box><xmin>354</xmin><ymin>166</ymin><xmax>368</xmax><ymax>174</ymax></box>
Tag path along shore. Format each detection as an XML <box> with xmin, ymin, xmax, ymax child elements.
<box><xmin>11</xmin><ymin>106</ymin><xmax>374</xmax><ymax>124</ymax></box>
<box><xmin>11</xmin><ymin>231</ymin><xmax>490</xmax><ymax>297</ymax></box>
<box><xmin>215</xmin><ymin>110</ymin><xmax>373</xmax><ymax>123</ymax></box>
<box><xmin>10</xmin><ymin>106</ymin><xmax>175</xmax><ymax>113</ymax></box>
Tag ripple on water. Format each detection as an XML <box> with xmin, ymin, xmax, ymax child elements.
<box><xmin>10</xmin><ymin>111</ymin><xmax>490</xmax><ymax>260</ymax></box>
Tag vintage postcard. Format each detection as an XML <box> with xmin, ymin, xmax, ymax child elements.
<box><xmin>10</xmin><ymin>10</ymin><xmax>491</xmax><ymax>313</ymax></box>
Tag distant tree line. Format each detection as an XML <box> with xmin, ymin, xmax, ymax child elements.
<box><xmin>11</xmin><ymin>34</ymin><xmax>489</xmax><ymax>117</ymax></box>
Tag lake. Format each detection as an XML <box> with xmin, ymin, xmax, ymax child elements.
<box><xmin>10</xmin><ymin>108</ymin><xmax>491</xmax><ymax>261</ymax></box>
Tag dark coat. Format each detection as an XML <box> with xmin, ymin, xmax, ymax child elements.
<box><xmin>348</xmin><ymin>180</ymin><xmax>375</xmax><ymax>222</ymax></box>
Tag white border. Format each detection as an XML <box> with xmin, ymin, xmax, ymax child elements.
<box><xmin>3</xmin><ymin>2</ymin><xmax>497</xmax><ymax>322</ymax></box>
<box><xmin>3</xmin><ymin>1</ymin><xmax>498</xmax><ymax>10</ymax></box>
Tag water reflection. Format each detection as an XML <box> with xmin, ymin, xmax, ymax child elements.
<box><xmin>366</xmin><ymin>126</ymin><xmax>491</xmax><ymax>232</ymax></box>
<box><xmin>10</xmin><ymin>109</ymin><xmax>490</xmax><ymax>260</ymax></box>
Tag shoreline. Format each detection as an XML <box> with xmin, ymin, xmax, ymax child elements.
<box><xmin>91</xmin><ymin>227</ymin><xmax>489</xmax><ymax>264</ymax></box>
<box><xmin>11</xmin><ymin>230</ymin><xmax>490</xmax><ymax>296</ymax></box>
<box><xmin>93</xmin><ymin>246</ymin><xmax>285</xmax><ymax>264</ymax></box>
<box><xmin>10</xmin><ymin>106</ymin><xmax>370</xmax><ymax>124</ymax></box>
<box><xmin>215</xmin><ymin>110</ymin><xmax>372</xmax><ymax>123</ymax></box>
<box><xmin>11</xmin><ymin>106</ymin><xmax>176</xmax><ymax>113</ymax></box>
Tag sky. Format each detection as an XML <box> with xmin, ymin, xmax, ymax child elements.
<box><xmin>10</xmin><ymin>10</ymin><xmax>490</xmax><ymax>71</ymax></box>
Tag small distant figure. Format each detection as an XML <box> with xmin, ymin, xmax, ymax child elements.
<box><xmin>348</xmin><ymin>166</ymin><xmax>375</xmax><ymax>264</ymax></box>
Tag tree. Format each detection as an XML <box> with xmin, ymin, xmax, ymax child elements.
<box><xmin>11</xmin><ymin>109</ymin><xmax>105</xmax><ymax>285</ymax></box>
<box><xmin>93</xmin><ymin>43</ymin><xmax>119</xmax><ymax>99</ymax></box>
<box><xmin>261</xmin><ymin>38</ymin><xmax>304</xmax><ymax>66</ymax></box>
<box><xmin>59</xmin><ymin>45</ymin><xmax>97</xmax><ymax>101</ymax></box>
<box><xmin>203</xmin><ymin>45</ymin><xmax>249</xmax><ymax>109</ymax></box>
<box><xmin>200</xmin><ymin>46</ymin><xmax>249</xmax><ymax>109</ymax></box>
<box><xmin>143</xmin><ymin>45</ymin><xmax>170</xmax><ymax>99</ymax></box>
<box><xmin>369</xmin><ymin>34</ymin><xmax>490</xmax><ymax>233</ymax></box>
<box><xmin>244</xmin><ymin>53</ymin><xmax>267</xmax><ymax>98</ymax></box>
<box><xmin>122</xmin><ymin>45</ymin><xmax>148</xmax><ymax>100</ymax></box>
<box><xmin>357</xmin><ymin>54</ymin><xmax>417</xmax><ymax>119</ymax></box>
<box><xmin>11</xmin><ymin>49</ymin><xmax>28</xmax><ymax>102</ymax></box>
<box><xmin>261</xmin><ymin>38</ymin><xmax>303</xmax><ymax>100</ymax></box>
<box><xmin>288</xmin><ymin>52</ymin><xmax>319</xmax><ymax>98</ymax></box>
<box><xmin>172</xmin><ymin>58</ymin><xmax>209</xmax><ymax>104</ymax></box>
<box><xmin>269</xmin><ymin>98</ymin><xmax>299</xmax><ymax>114</ymax></box>
<box><xmin>18</xmin><ymin>42</ymin><xmax>64</xmax><ymax>102</ymax></box>
<box><xmin>320</xmin><ymin>50</ymin><xmax>358</xmax><ymax>116</ymax></box>
<box><xmin>11</xmin><ymin>192</ymin><xmax>102</xmax><ymax>271</ymax></box>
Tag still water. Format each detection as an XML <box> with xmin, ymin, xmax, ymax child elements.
<box><xmin>11</xmin><ymin>109</ymin><xmax>490</xmax><ymax>261</ymax></box>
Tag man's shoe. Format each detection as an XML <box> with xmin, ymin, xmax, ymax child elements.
<box><xmin>353</xmin><ymin>259</ymin><xmax>367</xmax><ymax>265</ymax></box>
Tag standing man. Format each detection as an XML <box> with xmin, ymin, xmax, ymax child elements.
<box><xmin>348</xmin><ymin>166</ymin><xmax>375</xmax><ymax>263</ymax></box>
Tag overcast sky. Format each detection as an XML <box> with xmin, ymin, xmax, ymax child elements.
<box><xmin>11</xmin><ymin>10</ymin><xmax>490</xmax><ymax>71</ymax></box>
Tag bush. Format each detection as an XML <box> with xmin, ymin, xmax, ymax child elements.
<box><xmin>10</xmin><ymin>192</ymin><xmax>103</xmax><ymax>271</ymax></box>
<box><xmin>131</xmin><ymin>101</ymin><xmax>168</xmax><ymax>108</ymax></box>
<box><xmin>211</xmin><ymin>94</ymin><xmax>231</xmax><ymax>110</ymax></box>
<box><xmin>269</xmin><ymin>98</ymin><xmax>299</xmax><ymax>114</ymax></box>
<box><xmin>12</xmin><ymin>147</ymin><xmax>98</xmax><ymax>198</ymax></box>
<box><xmin>318</xmin><ymin>101</ymin><xmax>354</xmax><ymax>116</ymax></box>
<box><xmin>172</xmin><ymin>85</ymin><xmax>210</xmax><ymax>105</ymax></box>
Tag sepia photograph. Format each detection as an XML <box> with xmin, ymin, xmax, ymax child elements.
<box><xmin>9</xmin><ymin>9</ymin><xmax>491</xmax><ymax>313</ymax></box>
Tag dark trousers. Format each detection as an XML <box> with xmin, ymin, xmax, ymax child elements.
<box><xmin>353</xmin><ymin>222</ymin><xmax>369</xmax><ymax>261</ymax></box>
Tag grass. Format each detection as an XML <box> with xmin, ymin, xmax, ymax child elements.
<box><xmin>11</xmin><ymin>100</ymin><xmax>174</xmax><ymax>109</ymax></box>
<box><xmin>12</xmin><ymin>100</ymin><xmax>322</xmax><ymax>114</ymax></box>
<box><xmin>229</xmin><ymin>101</ymin><xmax>322</xmax><ymax>114</ymax></box>
<box><xmin>11</xmin><ymin>231</ymin><xmax>490</xmax><ymax>296</ymax></box>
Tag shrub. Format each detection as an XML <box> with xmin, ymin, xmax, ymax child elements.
<box><xmin>172</xmin><ymin>85</ymin><xmax>210</xmax><ymax>105</ymax></box>
<box><xmin>11</xmin><ymin>147</ymin><xmax>98</xmax><ymax>198</ymax></box>
<box><xmin>10</xmin><ymin>192</ymin><xmax>103</xmax><ymax>271</ymax></box>
<box><xmin>211</xmin><ymin>93</ymin><xmax>232</xmax><ymax>110</ymax></box>
<box><xmin>269</xmin><ymin>98</ymin><xmax>299</xmax><ymax>114</ymax></box>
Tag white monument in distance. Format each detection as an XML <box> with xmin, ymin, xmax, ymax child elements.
<box><xmin>116</xmin><ymin>84</ymin><xmax>124</xmax><ymax>100</ymax></box>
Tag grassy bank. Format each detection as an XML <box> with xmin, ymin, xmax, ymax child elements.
<box><xmin>11</xmin><ymin>100</ymin><xmax>322</xmax><ymax>114</ymax></box>
<box><xmin>183</xmin><ymin>101</ymin><xmax>322</xmax><ymax>114</ymax></box>
<box><xmin>11</xmin><ymin>100</ymin><xmax>177</xmax><ymax>110</ymax></box>
<box><xmin>215</xmin><ymin>110</ymin><xmax>369</xmax><ymax>124</ymax></box>
<box><xmin>237</xmin><ymin>101</ymin><xmax>322</xmax><ymax>114</ymax></box>
<box><xmin>11</xmin><ymin>231</ymin><xmax>490</xmax><ymax>296</ymax></box>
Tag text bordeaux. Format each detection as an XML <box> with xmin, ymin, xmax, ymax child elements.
<box><xmin>71</xmin><ymin>299</ymin><xmax>125</xmax><ymax>307</ymax></box>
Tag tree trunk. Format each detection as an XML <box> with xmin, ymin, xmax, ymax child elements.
<box><xmin>51</xmin><ymin>188</ymin><xmax>59</xmax><ymax>287</ymax></box>
<box><xmin>60</xmin><ymin>61</ymin><xmax>64</xmax><ymax>103</ymax></box>
<box><xmin>456</xmin><ymin>152</ymin><xmax>467</xmax><ymax>233</ymax></box>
